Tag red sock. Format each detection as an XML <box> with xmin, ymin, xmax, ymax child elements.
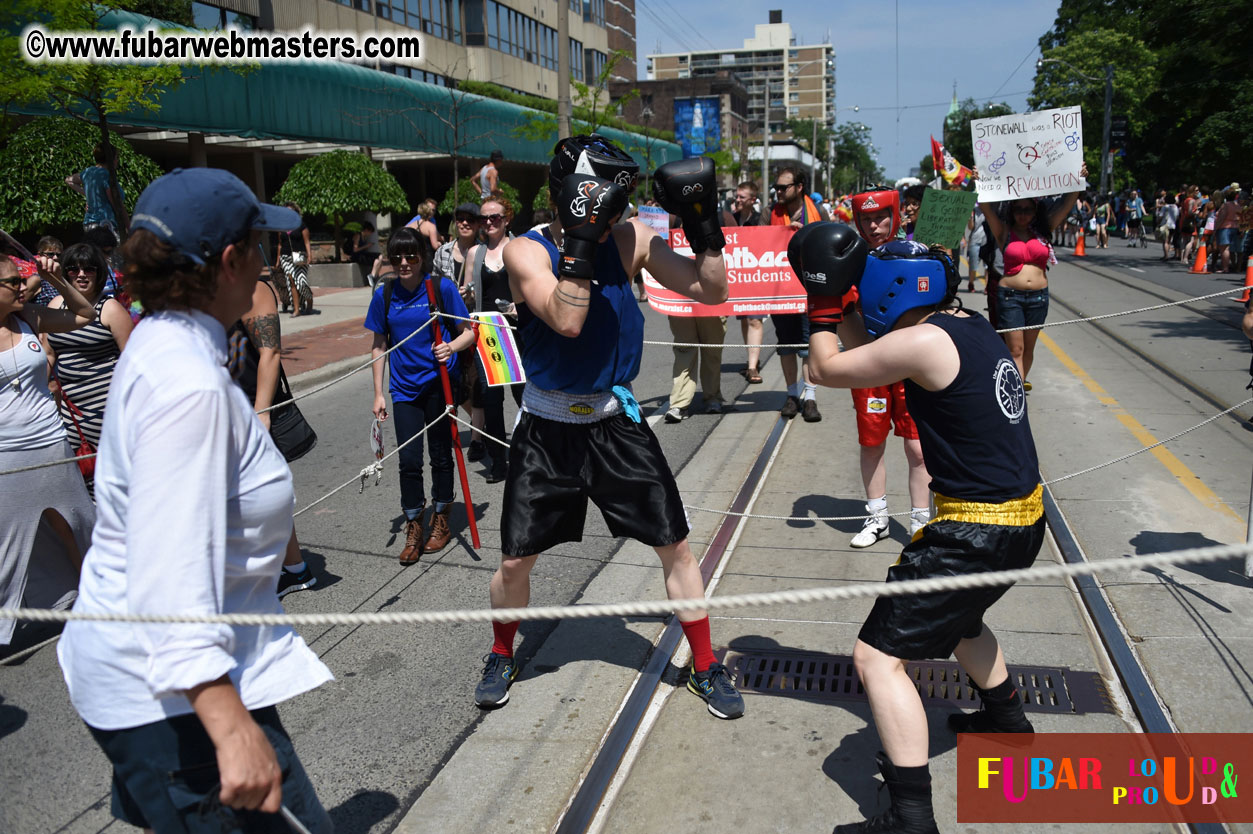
<box><xmin>491</xmin><ymin>621</ymin><xmax>519</xmax><ymax>658</ymax></box>
<box><xmin>680</xmin><ymin>616</ymin><xmax>717</xmax><ymax>672</ymax></box>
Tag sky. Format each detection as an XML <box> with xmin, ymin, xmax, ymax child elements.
<box><xmin>633</xmin><ymin>0</ymin><xmax>1061</xmax><ymax>180</ymax></box>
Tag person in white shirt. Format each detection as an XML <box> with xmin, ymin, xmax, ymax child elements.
<box><xmin>57</xmin><ymin>168</ymin><xmax>334</xmax><ymax>833</ymax></box>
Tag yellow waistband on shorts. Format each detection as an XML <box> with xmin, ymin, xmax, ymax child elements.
<box><xmin>933</xmin><ymin>484</ymin><xmax>1043</xmax><ymax>527</ymax></box>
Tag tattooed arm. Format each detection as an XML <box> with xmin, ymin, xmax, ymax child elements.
<box><xmin>243</xmin><ymin>281</ymin><xmax>282</xmax><ymax>429</ymax></box>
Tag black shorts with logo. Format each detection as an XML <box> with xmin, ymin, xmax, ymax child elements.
<box><xmin>858</xmin><ymin>487</ymin><xmax>1046</xmax><ymax>659</ymax></box>
<box><xmin>500</xmin><ymin>412</ymin><xmax>690</xmax><ymax>555</ymax></box>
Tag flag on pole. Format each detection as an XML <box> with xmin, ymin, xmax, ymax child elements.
<box><xmin>930</xmin><ymin>135</ymin><xmax>973</xmax><ymax>187</ymax></box>
<box><xmin>473</xmin><ymin>312</ymin><xmax>526</xmax><ymax>386</ymax></box>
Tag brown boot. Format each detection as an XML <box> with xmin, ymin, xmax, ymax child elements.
<box><xmin>423</xmin><ymin>506</ymin><xmax>452</xmax><ymax>553</ymax></box>
<box><xmin>399</xmin><ymin>510</ymin><xmax>425</xmax><ymax>566</ymax></box>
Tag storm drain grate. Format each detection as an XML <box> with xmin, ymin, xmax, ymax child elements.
<box><xmin>723</xmin><ymin>650</ymin><xmax>1113</xmax><ymax>715</ymax></box>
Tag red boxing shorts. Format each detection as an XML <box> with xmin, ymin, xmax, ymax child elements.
<box><xmin>851</xmin><ymin>383</ymin><xmax>918</xmax><ymax>447</ymax></box>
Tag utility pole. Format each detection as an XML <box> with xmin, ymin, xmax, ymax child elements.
<box><xmin>811</xmin><ymin>118</ymin><xmax>819</xmax><ymax>195</ymax></box>
<box><xmin>557</xmin><ymin>0</ymin><xmax>571</xmax><ymax>139</ymax></box>
<box><xmin>1099</xmin><ymin>63</ymin><xmax>1113</xmax><ymax>196</ymax></box>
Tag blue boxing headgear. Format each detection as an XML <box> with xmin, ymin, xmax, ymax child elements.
<box><xmin>858</xmin><ymin>243</ymin><xmax>960</xmax><ymax>338</ymax></box>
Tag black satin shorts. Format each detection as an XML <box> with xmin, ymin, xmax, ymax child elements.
<box><xmin>500</xmin><ymin>412</ymin><xmax>690</xmax><ymax>556</ymax></box>
<box><xmin>858</xmin><ymin>515</ymin><xmax>1046</xmax><ymax>660</ymax></box>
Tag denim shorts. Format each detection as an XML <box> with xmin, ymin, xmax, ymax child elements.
<box><xmin>995</xmin><ymin>285</ymin><xmax>1049</xmax><ymax>329</ymax></box>
<box><xmin>1216</xmin><ymin>228</ymin><xmax>1239</xmax><ymax>247</ymax></box>
<box><xmin>87</xmin><ymin>706</ymin><xmax>332</xmax><ymax>834</ymax></box>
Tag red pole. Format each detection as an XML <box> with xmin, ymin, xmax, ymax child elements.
<box><xmin>425</xmin><ymin>275</ymin><xmax>481</xmax><ymax>549</ymax></box>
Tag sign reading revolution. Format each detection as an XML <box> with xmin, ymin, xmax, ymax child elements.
<box><xmin>970</xmin><ymin>106</ymin><xmax>1089</xmax><ymax>201</ymax></box>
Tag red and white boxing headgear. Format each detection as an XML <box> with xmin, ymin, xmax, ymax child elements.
<box><xmin>850</xmin><ymin>187</ymin><xmax>901</xmax><ymax>242</ymax></box>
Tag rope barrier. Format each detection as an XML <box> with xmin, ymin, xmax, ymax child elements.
<box><xmin>3</xmin><ymin>539</ymin><xmax>1246</xmax><ymax>627</ymax></box>
<box><xmin>4</xmin><ymin>283</ymin><xmax>1245</xmax><ymax>479</ymax></box>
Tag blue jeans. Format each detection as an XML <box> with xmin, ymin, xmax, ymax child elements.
<box><xmin>87</xmin><ymin>706</ymin><xmax>331</xmax><ymax>834</ymax></box>
<box><xmin>996</xmin><ymin>286</ymin><xmax>1050</xmax><ymax>329</ymax></box>
<box><xmin>393</xmin><ymin>379</ymin><xmax>457</xmax><ymax>517</ymax></box>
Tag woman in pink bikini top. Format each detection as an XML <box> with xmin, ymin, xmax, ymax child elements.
<box><xmin>976</xmin><ymin>161</ymin><xmax>1087</xmax><ymax>389</ymax></box>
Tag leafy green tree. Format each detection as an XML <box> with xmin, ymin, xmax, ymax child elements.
<box><xmin>2</xmin><ymin>0</ymin><xmax>185</xmax><ymax>230</ymax></box>
<box><xmin>0</xmin><ymin>116</ymin><xmax>161</xmax><ymax>234</ymax></box>
<box><xmin>1034</xmin><ymin>0</ymin><xmax>1252</xmax><ymax>188</ymax></box>
<box><xmin>1029</xmin><ymin>29</ymin><xmax>1157</xmax><ymax>192</ymax></box>
<box><xmin>274</xmin><ymin>150</ymin><xmax>409</xmax><ymax>261</ymax></box>
<box><xmin>941</xmin><ymin>99</ymin><xmax>1014</xmax><ymax>173</ymax></box>
<box><xmin>828</xmin><ymin>122</ymin><xmax>883</xmax><ymax>194</ymax></box>
<box><xmin>438</xmin><ymin>177</ymin><xmax>522</xmax><ymax>218</ymax></box>
<box><xmin>515</xmin><ymin>50</ymin><xmax>636</xmax><ymax>143</ymax></box>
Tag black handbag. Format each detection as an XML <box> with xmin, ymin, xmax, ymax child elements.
<box><xmin>269</xmin><ymin>365</ymin><xmax>317</xmax><ymax>462</ymax></box>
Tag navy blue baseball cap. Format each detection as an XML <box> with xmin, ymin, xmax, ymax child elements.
<box><xmin>131</xmin><ymin>168</ymin><xmax>300</xmax><ymax>265</ymax></box>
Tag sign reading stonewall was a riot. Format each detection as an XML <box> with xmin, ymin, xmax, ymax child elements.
<box><xmin>970</xmin><ymin>106</ymin><xmax>1088</xmax><ymax>201</ymax></box>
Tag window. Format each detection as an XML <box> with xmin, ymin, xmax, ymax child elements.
<box><xmin>570</xmin><ymin>38</ymin><xmax>585</xmax><ymax>80</ymax></box>
<box><xmin>463</xmin><ymin>0</ymin><xmax>484</xmax><ymax>45</ymax></box>
<box><xmin>585</xmin><ymin>48</ymin><xmax>606</xmax><ymax>82</ymax></box>
<box><xmin>480</xmin><ymin>2</ymin><xmax>557</xmax><ymax>66</ymax></box>
<box><xmin>381</xmin><ymin>64</ymin><xmax>449</xmax><ymax>86</ymax></box>
<box><xmin>193</xmin><ymin>1</ymin><xmax>258</xmax><ymax>28</ymax></box>
<box><xmin>789</xmin><ymin>92</ymin><xmax>799</xmax><ymax>102</ymax></box>
<box><xmin>334</xmin><ymin>0</ymin><xmax>371</xmax><ymax>10</ymax></box>
<box><xmin>583</xmin><ymin>0</ymin><xmax>605</xmax><ymax>26</ymax></box>
<box><xmin>788</xmin><ymin>106</ymin><xmax>799</xmax><ymax>116</ymax></box>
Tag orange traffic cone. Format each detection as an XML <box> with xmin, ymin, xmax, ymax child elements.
<box><xmin>1189</xmin><ymin>232</ymin><xmax>1209</xmax><ymax>274</ymax></box>
<box><xmin>1073</xmin><ymin>232</ymin><xmax>1086</xmax><ymax>257</ymax></box>
<box><xmin>1236</xmin><ymin>255</ymin><xmax>1253</xmax><ymax>304</ymax></box>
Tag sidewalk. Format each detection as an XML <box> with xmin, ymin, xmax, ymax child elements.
<box><xmin>280</xmin><ymin>285</ymin><xmax>376</xmax><ymax>384</ymax></box>
<box><xmin>394</xmin><ymin>355</ymin><xmax>1154</xmax><ymax>834</ymax></box>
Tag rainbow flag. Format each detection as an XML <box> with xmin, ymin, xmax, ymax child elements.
<box><xmin>473</xmin><ymin>312</ymin><xmax>526</xmax><ymax>386</ymax></box>
<box><xmin>931</xmin><ymin>135</ymin><xmax>973</xmax><ymax>187</ymax></box>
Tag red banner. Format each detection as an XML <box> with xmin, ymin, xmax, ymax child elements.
<box><xmin>957</xmin><ymin>733</ymin><xmax>1253</xmax><ymax>824</ymax></box>
<box><xmin>645</xmin><ymin>226</ymin><xmax>804</xmax><ymax>317</ymax></box>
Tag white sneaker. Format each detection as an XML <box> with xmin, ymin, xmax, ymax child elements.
<box><xmin>909</xmin><ymin>509</ymin><xmax>931</xmax><ymax>536</ymax></box>
<box><xmin>850</xmin><ymin>507</ymin><xmax>889</xmax><ymax>548</ymax></box>
<box><xmin>664</xmin><ymin>406</ymin><xmax>686</xmax><ymax>423</ymax></box>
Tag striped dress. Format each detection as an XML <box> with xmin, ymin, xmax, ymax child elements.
<box><xmin>46</xmin><ymin>297</ymin><xmax>121</xmax><ymax>449</ymax></box>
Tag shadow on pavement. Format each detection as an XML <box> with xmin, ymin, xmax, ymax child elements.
<box><xmin>328</xmin><ymin>789</ymin><xmax>400</xmax><ymax>834</ymax></box>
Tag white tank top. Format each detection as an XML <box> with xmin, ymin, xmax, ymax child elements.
<box><xmin>0</xmin><ymin>315</ymin><xmax>67</xmax><ymax>451</ymax></box>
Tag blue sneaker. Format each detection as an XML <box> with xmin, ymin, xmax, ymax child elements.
<box><xmin>687</xmin><ymin>662</ymin><xmax>745</xmax><ymax>719</ymax></box>
<box><xmin>474</xmin><ymin>652</ymin><xmax>518</xmax><ymax>708</ymax></box>
<box><xmin>276</xmin><ymin>566</ymin><xmax>316</xmax><ymax>599</ymax></box>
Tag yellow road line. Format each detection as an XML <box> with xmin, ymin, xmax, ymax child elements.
<box><xmin>1037</xmin><ymin>331</ymin><xmax>1241</xmax><ymax>521</ymax></box>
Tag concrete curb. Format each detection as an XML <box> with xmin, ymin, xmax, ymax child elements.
<box><xmin>288</xmin><ymin>353</ymin><xmax>372</xmax><ymax>394</ymax></box>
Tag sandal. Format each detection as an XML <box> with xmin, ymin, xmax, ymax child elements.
<box><xmin>745</xmin><ymin>366</ymin><xmax>763</xmax><ymax>384</ymax></box>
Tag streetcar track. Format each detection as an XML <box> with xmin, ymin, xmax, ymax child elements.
<box><xmin>1053</xmin><ymin>258</ymin><xmax>1253</xmax><ymax>426</ymax></box>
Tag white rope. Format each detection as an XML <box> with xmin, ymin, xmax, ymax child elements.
<box><xmin>685</xmin><ymin>396</ymin><xmax>1253</xmax><ymax>524</ymax></box>
<box><xmin>447</xmin><ymin>410</ymin><xmax>511</xmax><ymax>449</ymax></box>
<box><xmin>994</xmin><ymin>285</ymin><xmax>1247</xmax><ymax>334</ymax></box>
<box><xmin>3</xmin><ymin>539</ymin><xmax>1245</xmax><ymax>627</ymax></box>
<box><xmin>293</xmin><ymin>405</ymin><xmax>451</xmax><ymax>517</ymax></box>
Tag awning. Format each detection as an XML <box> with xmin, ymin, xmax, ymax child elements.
<box><xmin>11</xmin><ymin>9</ymin><xmax>682</xmax><ymax>167</ymax></box>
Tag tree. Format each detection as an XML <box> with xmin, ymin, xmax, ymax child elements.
<box><xmin>515</xmin><ymin>50</ymin><xmax>636</xmax><ymax>143</ymax></box>
<box><xmin>438</xmin><ymin>177</ymin><xmax>522</xmax><ymax>218</ymax></box>
<box><xmin>941</xmin><ymin>99</ymin><xmax>1014</xmax><ymax>173</ymax></box>
<box><xmin>785</xmin><ymin>117</ymin><xmax>834</xmax><ymax>189</ymax></box>
<box><xmin>274</xmin><ymin>150</ymin><xmax>409</xmax><ymax>261</ymax></box>
<box><xmin>1033</xmin><ymin>0</ymin><xmax>1253</xmax><ymax>188</ymax></box>
<box><xmin>828</xmin><ymin>122</ymin><xmax>883</xmax><ymax>194</ymax></box>
<box><xmin>1029</xmin><ymin>28</ymin><xmax>1157</xmax><ymax>192</ymax></box>
<box><xmin>0</xmin><ymin>116</ymin><xmax>162</xmax><ymax>234</ymax></box>
<box><xmin>2</xmin><ymin>0</ymin><xmax>185</xmax><ymax>230</ymax></box>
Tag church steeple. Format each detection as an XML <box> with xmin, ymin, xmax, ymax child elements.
<box><xmin>944</xmin><ymin>81</ymin><xmax>961</xmax><ymax>137</ymax></box>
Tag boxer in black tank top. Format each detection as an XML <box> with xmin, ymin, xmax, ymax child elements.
<box><xmin>794</xmin><ymin>225</ymin><xmax>1044</xmax><ymax>834</ymax></box>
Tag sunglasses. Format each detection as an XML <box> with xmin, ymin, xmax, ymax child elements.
<box><xmin>38</xmin><ymin>251</ymin><xmax>61</xmax><ymax>259</ymax></box>
<box><xmin>389</xmin><ymin>252</ymin><xmax>421</xmax><ymax>264</ymax></box>
<box><xmin>0</xmin><ymin>277</ymin><xmax>23</xmax><ymax>289</ymax></box>
<box><xmin>66</xmin><ymin>265</ymin><xmax>98</xmax><ymax>275</ymax></box>
<box><xmin>455</xmin><ymin>215</ymin><xmax>480</xmax><ymax>224</ymax></box>
<box><xmin>481</xmin><ymin>213</ymin><xmax>505</xmax><ymax>224</ymax></box>
<box><xmin>773</xmin><ymin>182</ymin><xmax>793</xmax><ymax>191</ymax></box>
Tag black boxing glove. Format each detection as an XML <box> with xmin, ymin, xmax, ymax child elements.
<box><xmin>652</xmin><ymin>157</ymin><xmax>725</xmax><ymax>255</ymax></box>
<box><xmin>556</xmin><ymin>174</ymin><xmax>629</xmax><ymax>280</ymax></box>
<box><xmin>788</xmin><ymin>222</ymin><xmax>868</xmax><ymax>334</ymax></box>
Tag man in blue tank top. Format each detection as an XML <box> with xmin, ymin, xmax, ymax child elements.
<box><xmin>471</xmin><ymin>135</ymin><xmax>745</xmax><ymax>721</ymax></box>
<box><xmin>791</xmin><ymin>223</ymin><xmax>1045</xmax><ymax>834</ymax></box>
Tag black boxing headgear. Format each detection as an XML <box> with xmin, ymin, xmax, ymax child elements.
<box><xmin>550</xmin><ymin>134</ymin><xmax>640</xmax><ymax>196</ymax></box>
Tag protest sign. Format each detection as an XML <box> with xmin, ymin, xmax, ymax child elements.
<box><xmin>970</xmin><ymin>105</ymin><xmax>1088</xmax><ymax>201</ymax></box>
<box><xmin>636</xmin><ymin>204</ymin><xmax>669</xmax><ymax>239</ymax></box>
<box><xmin>647</xmin><ymin>225</ymin><xmax>805</xmax><ymax>317</ymax></box>
<box><xmin>913</xmin><ymin>189</ymin><xmax>977</xmax><ymax>249</ymax></box>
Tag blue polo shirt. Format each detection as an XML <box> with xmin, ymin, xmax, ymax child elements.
<box><xmin>364</xmin><ymin>276</ymin><xmax>469</xmax><ymax>402</ymax></box>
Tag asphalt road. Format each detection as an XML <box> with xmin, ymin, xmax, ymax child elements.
<box><xmin>0</xmin><ymin>302</ymin><xmax>777</xmax><ymax>834</ymax></box>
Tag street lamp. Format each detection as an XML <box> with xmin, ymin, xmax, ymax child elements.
<box><xmin>1036</xmin><ymin>57</ymin><xmax>1113</xmax><ymax>195</ymax></box>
